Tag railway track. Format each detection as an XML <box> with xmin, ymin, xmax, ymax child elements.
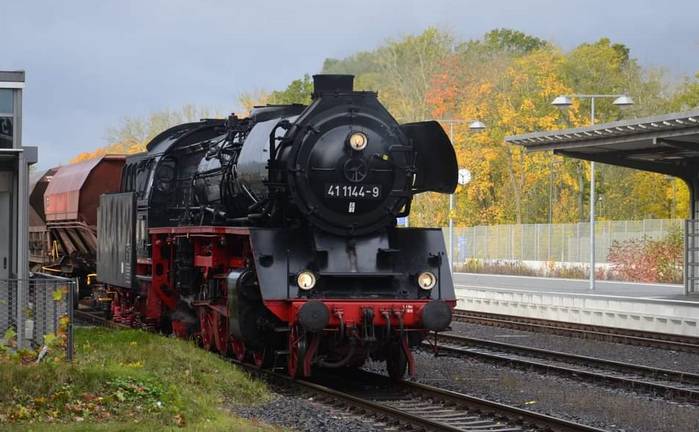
<box><xmin>74</xmin><ymin>309</ymin><xmax>604</xmax><ymax>431</ymax></box>
<box><xmin>452</xmin><ymin>310</ymin><xmax>699</xmax><ymax>354</ymax></box>
<box><xmin>268</xmin><ymin>368</ymin><xmax>606</xmax><ymax>432</ymax></box>
<box><xmin>431</xmin><ymin>333</ymin><xmax>699</xmax><ymax>404</ymax></box>
<box><xmin>74</xmin><ymin>309</ymin><xmax>129</xmax><ymax>329</ymax></box>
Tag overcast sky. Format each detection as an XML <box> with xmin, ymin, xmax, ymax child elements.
<box><xmin>2</xmin><ymin>0</ymin><xmax>699</xmax><ymax>168</ymax></box>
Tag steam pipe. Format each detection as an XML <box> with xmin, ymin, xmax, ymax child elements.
<box><xmin>317</xmin><ymin>339</ymin><xmax>357</xmax><ymax>368</ymax></box>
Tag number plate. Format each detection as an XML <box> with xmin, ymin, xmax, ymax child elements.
<box><xmin>325</xmin><ymin>184</ymin><xmax>382</xmax><ymax>200</ymax></box>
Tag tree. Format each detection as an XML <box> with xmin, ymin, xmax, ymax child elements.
<box><xmin>256</xmin><ymin>30</ymin><xmax>687</xmax><ymax>225</ymax></box>
<box><xmin>237</xmin><ymin>89</ymin><xmax>270</xmax><ymax>115</ymax></box>
<box><xmin>73</xmin><ymin>27</ymin><xmax>693</xmax><ymax>226</ymax></box>
<box><xmin>71</xmin><ymin>105</ymin><xmax>213</xmax><ymax>162</ymax></box>
<box><xmin>423</xmin><ymin>31</ymin><xmax>585</xmax><ymax>226</ymax></box>
<box><xmin>322</xmin><ymin>27</ymin><xmax>454</xmax><ymax>122</ymax></box>
<box><xmin>268</xmin><ymin>74</ymin><xmax>314</xmax><ymax>105</ymax></box>
<box><xmin>475</xmin><ymin>28</ymin><xmax>548</xmax><ymax>55</ymax></box>
<box><xmin>671</xmin><ymin>72</ymin><xmax>699</xmax><ymax>110</ymax></box>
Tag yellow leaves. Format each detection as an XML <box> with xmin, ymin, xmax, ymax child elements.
<box><xmin>71</xmin><ymin>149</ymin><xmax>107</xmax><ymax>163</ymax></box>
<box><xmin>51</xmin><ymin>287</ymin><xmax>66</xmax><ymax>302</ymax></box>
<box><xmin>121</xmin><ymin>360</ymin><xmax>144</xmax><ymax>369</ymax></box>
<box><xmin>427</xmin><ymin>44</ymin><xmax>584</xmax><ymax>225</ymax></box>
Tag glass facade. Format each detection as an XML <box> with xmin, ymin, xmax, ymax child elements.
<box><xmin>0</xmin><ymin>89</ymin><xmax>14</xmax><ymax>148</ymax></box>
<box><xmin>0</xmin><ymin>117</ymin><xmax>13</xmax><ymax>148</ymax></box>
<box><xmin>0</xmin><ymin>89</ymin><xmax>12</xmax><ymax>114</ymax></box>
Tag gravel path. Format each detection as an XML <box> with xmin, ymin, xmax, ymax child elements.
<box><xmin>231</xmin><ymin>389</ymin><xmax>385</xmax><ymax>432</ymax></box>
<box><xmin>450</xmin><ymin>320</ymin><xmax>699</xmax><ymax>373</ymax></box>
<box><xmin>365</xmin><ymin>350</ymin><xmax>699</xmax><ymax>432</ymax></box>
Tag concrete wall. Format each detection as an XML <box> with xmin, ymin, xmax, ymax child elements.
<box><xmin>457</xmin><ymin>286</ymin><xmax>699</xmax><ymax>337</ymax></box>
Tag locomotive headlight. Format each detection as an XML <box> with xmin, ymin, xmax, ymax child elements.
<box><xmin>297</xmin><ymin>271</ymin><xmax>317</xmax><ymax>290</ymax></box>
<box><xmin>348</xmin><ymin>132</ymin><xmax>368</xmax><ymax>151</ymax></box>
<box><xmin>417</xmin><ymin>271</ymin><xmax>437</xmax><ymax>290</ymax></box>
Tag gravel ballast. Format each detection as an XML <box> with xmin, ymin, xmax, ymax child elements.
<box><xmin>364</xmin><ymin>349</ymin><xmax>699</xmax><ymax>432</ymax></box>
<box><xmin>232</xmin><ymin>390</ymin><xmax>385</xmax><ymax>432</ymax></box>
<box><xmin>450</xmin><ymin>320</ymin><xmax>699</xmax><ymax>373</ymax></box>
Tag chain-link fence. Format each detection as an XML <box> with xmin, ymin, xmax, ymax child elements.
<box><xmin>0</xmin><ymin>273</ymin><xmax>74</xmax><ymax>360</ymax></box>
<box><xmin>447</xmin><ymin>219</ymin><xmax>682</xmax><ymax>266</ymax></box>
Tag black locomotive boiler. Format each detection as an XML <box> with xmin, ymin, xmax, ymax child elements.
<box><xmin>96</xmin><ymin>74</ymin><xmax>458</xmax><ymax>378</ymax></box>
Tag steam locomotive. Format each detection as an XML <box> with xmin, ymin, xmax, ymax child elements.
<box><xmin>40</xmin><ymin>74</ymin><xmax>459</xmax><ymax>379</ymax></box>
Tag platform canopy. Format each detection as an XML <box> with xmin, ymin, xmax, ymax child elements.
<box><xmin>506</xmin><ymin>108</ymin><xmax>699</xmax><ymax>183</ymax></box>
<box><xmin>507</xmin><ymin>109</ymin><xmax>699</xmax><ymax>295</ymax></box>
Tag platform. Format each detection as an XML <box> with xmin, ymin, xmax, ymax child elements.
<box><xmin>453</xmin><ymin>273</ymin><xmax>699</xmax><ymax>337</ymax></box>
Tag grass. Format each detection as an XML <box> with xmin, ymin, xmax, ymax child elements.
<box><xmin>0</xmin><ymin>327</ymin><xmax>274</xmax><ymax>431</ymax></box>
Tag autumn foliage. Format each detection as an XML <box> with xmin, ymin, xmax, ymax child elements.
<box><xmin>71</xmin><ymin>105</ymin><xmax>214</xmax><ymax>163</ymax></box>
<box><xmin>324</xmin><ymin>29</ymin><xmax>699</xmax><ymax>227</ymax></box>
<box><xmin>69</xmin><ymin>28</ymin><xmax>699</xmax><ymax>227</ymax></box>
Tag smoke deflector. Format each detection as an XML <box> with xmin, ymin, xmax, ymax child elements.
<box><xmin>401</xmin><ymin>121</ymin><xmax>458</xmax><ymax>194</ymax></box>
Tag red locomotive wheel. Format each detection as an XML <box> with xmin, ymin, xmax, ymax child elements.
<box><xmin>231</xmin><ymin>338</ymin><xmax>246</xmax><ymax>362</ymax></box>
<box><xmin>199</xmin><ymin>309</ymin><xmax>214</xmax><ymax>351</ymax></box>
<box><xmin>252</xmin><ymin>351</ymin><xmax>265</xmax><ymax>368</ymax></box>
<box><xmin>212</xmin><ymin>311</ymin><xmax>229</xmax><ymax>355</ymax></box>
<box><xmin>288</xmin><ymin>326</ymin><xmax>306</xmax><ymax>378</ymax></box>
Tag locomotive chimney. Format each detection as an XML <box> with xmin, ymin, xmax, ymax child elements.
<box><xmin>312</xmin><ymin>74</ymin><xmax>354</xmax><ymax>98</ymax></box>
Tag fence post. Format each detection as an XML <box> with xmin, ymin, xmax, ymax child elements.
<box><xmin>643</xmin><ymin>219</ymin><xmax>647</xmax><ymax>238</ymax></box>
<box><xmin>484</xmin><ymin>226</ymin><xmax>489</xmax><ymax>259</ymax></box>
<box><xmin>67</xmin><ymin>278</ymin><xmax>76</xmax><ymax>362</ymax></box>
<box><xmin>472</xmin><ymin>227</ymin><xmax>476</xmax><ymax>259</ymax></box>
<box><xmin>16</xmin><ymin>279</ymin><xmax>24</xmax><ymax>349</ymax></box>
<box><xmin>534</xmin><ymin>224</ymin><xmax>541</xmax><ymax>261</ymax></box>
<box><xmin>496</xmin><ymin>224</ymin><xmax>500</xmax><ymax>259</ymax></box>
<box><xmin>564</xmin><ymin>223</ymin><xmax>567</xmax><ymax>262</ymax></box>
<box><xmin>684</xmin><ymin>219</ymin><xmax>694</xmax><ymax>295</ymax></box>
<box><xmin>576</xmin><ymin>222</ymin><xmax>581</xmax><ymax>263</ymax></box>
<box><xmin>547</xmin><ymin>223</ymin><xmax>552</xmax><ymax>260</ymax></box>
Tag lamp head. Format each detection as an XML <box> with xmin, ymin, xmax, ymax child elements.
<box><xmin>551</xmin><ymin>95</ymin><xmax>572</xmax><ymax>108</ymax></box>
<box><xmin>612</xmin><ymin>95</ymin><xmax>634</xmax><ymax>107</ymax></box>
<box><xmin>468</xmin><ymin>120</ymin><xmax>486</xmax><ymax>132</ymax></box>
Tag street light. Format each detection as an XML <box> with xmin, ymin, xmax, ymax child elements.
<box><xmin>468</xmin><ymin>120</ymin><xmax>487</xmax><ymax>131</ymax></box>
<box><xmin>551</xmin><ymin>95</ymin><xmax>572</xmax><ymax>107</ymax></box>
<box><xmin>612</xmin><ymin>95</ymin><xmax>634</xmax><ymax>107</ymax></box>
<box><xmin>437</xmin><ymin>118</ymin><xmax>486</xmax><ymax>272</ymax></box>
<box><xmin>552</xmin><ymin>93</ymin><xmax>634</xmax><ymax>290</ymax></box>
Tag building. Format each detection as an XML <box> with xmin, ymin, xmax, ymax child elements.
<box><xmin>0</xmin><ymin>70</ymin><xmax>37</xmax><ymax>280</ymax></box>
<box><xmin>1</xmin><ymin>71</ymin><xmax>37</xmax><ymax>345</ymax></box>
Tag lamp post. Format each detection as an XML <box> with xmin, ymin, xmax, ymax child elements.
<box><xmin>551</xmin><ymin>94</ymin><xmax>634</xmax><ymax>290</ymax></box>
<box><xmin>437</xmin><ymin>119</ymin><xmax>486</xmax><ymax>272</ymax></box>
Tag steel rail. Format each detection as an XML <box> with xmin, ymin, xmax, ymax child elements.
<box><xmin>75</xmin><ymin>308</ymin><xmax>604</xmax><ymax>431</ymax></box>
<box><xmin>332</xmin><ymin>370</ymin><xmax>608</xmax><ymax>432</ymax></box>
<box><xmin>255</xmin><ymin>366</ymin><xmax>607</xmax><ymax>432</ymax></box>
<box><xmin>452</xmin><ymin>310</ymin><xmax>699</xmax><ymax>353</ymax></box>
<box><xmin>432</xmin><ymin>333</ymin><xmax>699</xmax><ymax>404</ymax></box>
<box><xmin>74</xmin><ymin>309</ymin><xmax>130</xmax><ymax>329</ymax></box>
